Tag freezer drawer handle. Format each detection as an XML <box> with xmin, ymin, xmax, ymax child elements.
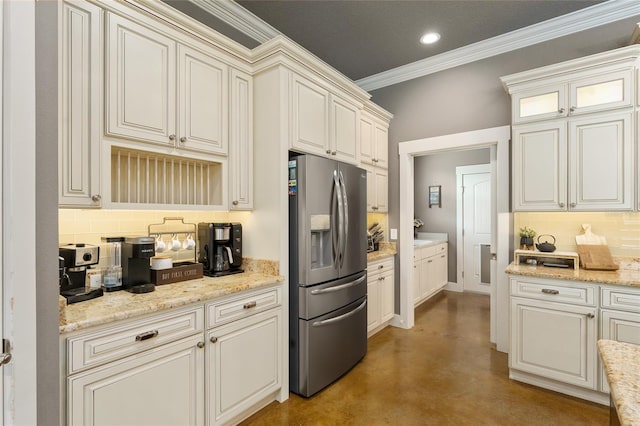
<box><xmin>243</xmin><ymin>301</ymin><xmax>257</xmax><ymax>309</ymax></box>
<box><xmin>135</xmin><ymin>330</ymin><xmax>159</xmax><ymax>342</ymax></box>
<box><xmin>541</xmin><ymin>288</ymin><xmax>559</xmax><ymax>295</ymax></box>
<box><xmin>310</xmin><ymin>275</ymin><xmax>367</xmax><ymax>295</ymax></box>
<box><xmin>311</xmin><ymin>299</ymin><xmax>367</xmax><ymax>327</ymax></box>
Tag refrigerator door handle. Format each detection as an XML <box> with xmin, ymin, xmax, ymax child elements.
<box><xmin>331</xmin><ymin>170</ymin><xmax>340</xmax><ymax>265</ymax></box>
<box><xmin>311</xmin><ymin>298</ymin><xmax>367</xmax><ymax>327</ymax></box>
<box><xmin>339</xmin><ymin>171</ymin><xmax>348</xmax><ymax>268</ymax></box>
<box><xmin>310</xmin><ymin>274</ymin><xmax>366</xmax><ymax>295</ymax></box>
<box><xmin>334</xmin><ymin>170</ymin><xmax>345</xmax><ymax>268</ymax></box>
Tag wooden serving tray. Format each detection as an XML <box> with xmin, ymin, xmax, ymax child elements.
<box><xmin>151</xmin><ymin>262</ymin><xmax>204</xmax><ymax>285</ymax></box>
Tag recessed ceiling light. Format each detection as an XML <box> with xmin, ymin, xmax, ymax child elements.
<box><xmin>420</xmin><ymin>32</ymin><xmax>441</xmax><ymax>45</ymax></box>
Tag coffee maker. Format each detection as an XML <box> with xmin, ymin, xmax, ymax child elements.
<box><xmin>59</xmin><ymin>243</ymin><xmax>103</xmax><ymax>304</ymax></box>
<box><xmin>198</xmin><ymin>223</ymin><xmax>243</xmax><ymax>276</ymax></box>
<box><xmin>122</xmin><ymin>236</ymin><xmax>156</xmax><ymax>293</ymax></box>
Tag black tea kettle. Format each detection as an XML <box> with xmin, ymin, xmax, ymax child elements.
<box><xmin>536</xmin><ymin>234</ymin><xmax>557</xmax><ymax>252</ymax></box>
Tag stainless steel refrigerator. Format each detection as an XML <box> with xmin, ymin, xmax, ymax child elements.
<box><xmin>288</xmin><ymin>153</ymin><xmax>368</xmax><ymax>397</ymax></box>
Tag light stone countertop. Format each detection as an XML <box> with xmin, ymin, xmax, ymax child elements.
<box><xmin>60</xmin><ymin>272</ymin><xmax>284</xmax><ymax>334</ymax></box>
<box><xmin>505</xmin><ymin>262</ymin><xmax>640</xmax><ymax>288</ymax></box>
<box><xmin>413</xmin><ymin>238</ymin><xmax>448</xmax><ymax>249</ymax></box>
<box><xmin>598</xmin><ymin>340</ymin><xmax>640</xmax><ymax>426</ymax></box>
<box><xmin>367</xmin><ymin>242</ymin><xmax>397</xmax><ymax>262</ymax></box>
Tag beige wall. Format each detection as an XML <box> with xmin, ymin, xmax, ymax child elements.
<box><xmin>514</xmin><ymin>211</ymin><xmax>640</xmax><ymax>258</ymax></box>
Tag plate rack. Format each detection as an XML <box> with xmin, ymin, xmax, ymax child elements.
<box><xmin>148</xmin><ymin>217</ymin><xmax>198</xmax><ymax>262</ymax></box>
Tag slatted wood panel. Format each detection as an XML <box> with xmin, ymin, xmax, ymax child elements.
<box><xmin>110</xmin><ymin>147</ymin><xmax>222</xmax><ymax>206</ymax></box>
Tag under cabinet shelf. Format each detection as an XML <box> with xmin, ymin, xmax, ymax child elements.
<box><xmin>109</xmin><ymin>146</ymin><xmax>224</xmax><ymax>208</ymax></box>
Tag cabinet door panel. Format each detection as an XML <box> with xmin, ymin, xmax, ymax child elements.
<box><xmin>68</xmin><ymin>335</ymin><xmax>204</xmax><ymax>426</ymax></box>
<box><xmin>512</xmin><ymin>123</ymin><xmax>567</xmax><ymax>211</ymax></box>
<box><xmin>330</xmin><ymin>96</ymin><xmax>358</xmax><ymax>164</ymax></box>
<box><xmin>291</xmin><ymin>75</ymin><xmax>329</xmax><ymax>156</ymax></box>
<box><xmin>513</xmin><ymin>85</ymin><xmax>566</xmax><ymax>123</ymax></box>
<box><xmin>59</xmin><ymin>1</ymin><xmax>101</xmax><ymax>207</ymax></box>
<box><xmin>599</xmin><ymin>309</ymin><xmax>640</xmax><ymax>393</ymax></box>
<box><xmin>374</xmin><ymin>168</ymin><xmax>388</xmax><ymax>213</ymax></box>
<box><xmin>179</xmin><ymin>45</ymin><xmax>228</xmax><ymax>154</ymax></box>
<box><xmin>570</xmin><ymin>69</ymin><xmax>632</xmax><ymax>115</ymax></box>
<box><xmin>374</xmin><ymin>124</ymin><xmax>389</xmax><ymax>169</ymax></box>
<box><xmin>359</xmin><ymin>115</ymin><xmax>374</xmax><ymax>165</ymax></box>
<box><xmin>367</xmin><ymin>278</ymin><xmax>380</xmax><ymax>332</ymax></box>
<box><xmin>107</xmin><ymin>13</ymin><xmax>176</xmax><ymax>145</ymax></box>
<box><xmin>380</xmin><ymin>271</ymin><xmax>394</xmax><ymax>323</ymax></box>
<box><xmin>569</xmin><ymin>112</ymin><xmax>633</xmax><ymax>210</ymax></box>
<box><xmin>413</xmin><ymin>261</ymin><xmax>421</xmax><ymax>304</ymax></box>
<box><xmin>510</xmin><ymin>298</ymin><xmax>597</xmax><ymax>389</ymax></box>
<box><xmin>229</xmin><ymin>69</ymin><xmax>253</xmax><ymax>210</ymax></box>
<box><xmin>208</xmin><ymin>309</ymin><xmax>281</xmax><ymax>426</ymax></box>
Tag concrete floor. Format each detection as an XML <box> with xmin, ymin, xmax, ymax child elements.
<box><xmin>241</xmin><ymin>291</ymin><xmax>608</xmax><ymax>425</ymax></box>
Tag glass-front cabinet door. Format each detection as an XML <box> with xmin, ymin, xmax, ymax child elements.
<box><xmin>512</xmin><ymin>85</ymin><xmax>566</xmax><ymax>124</ymax></box>
<box><xmin>569</xmin><ymin>69</ymin><xmax>632</xmax><ymax>116</ymax></box>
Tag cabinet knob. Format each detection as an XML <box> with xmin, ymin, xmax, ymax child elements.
<box><xmin>331</xmin><ymin>151</ymin><xmax>337</xmax><ymax>155</ymax></box>
<box><xmin>326</xmin><ymin>149</ymin><xmax>331</xmax><ymax>154</ymax></box>
<box><xmin>169</xmin><ymin>134</ymin><xmax>176</xmax><ymax>141</ymax></box>
<box><xmin>373</xmin><ymin>158</ymin><xmax>378</xmax><ymax>163</ymax></box>
<box><xmin>587</xmin><ymin>313</ymin><xmax>595</xmax><ymax>319</ymax></box>
<box><xmin>372</xmin><ymin>206</ymin><xmax>378</xmax><ymax>211</ymax></box>
<box><xmin>558</xmin><ymin>108</ymin><xmax>565</xmax><ymax>114</ymax></box>
<box><xmin>210</xmin><ymin>336</ymin><xmax>218</xmax><ymax>344</ymax></box>
<box><xmin>232</xmin><ymin>200</ymin><xmax>239</xmax><ymax>206</ymax></box>
<box><xmin>378</xmin><ymin>265</ymin><xmax>384</xmax><ymax>269</ymax></box>
<box><xmin>197</xmin><ymin>341</ymin><xmax>205</xmax><ymax>349</ymax></box>
<box><xmin>559</xmin><ymin>202</ymin><xmax>565</xmax><ymax>208</ymax></box>
<box><xmin>570</xmin><ymin>106</ymin><xmax>576</xmax><ymax>112</ymax></box>
<box><xmin>179</xmin><ymin>136</ymin><xmax>187</xmax><ymax>143</ymax></box>
<box><xmin>91</xmin><ymin>194</ymin><xmax>102</xmax><ymax>203</ymax></box>
<box><xmin>570</xmin><ymin>202</ymin><xmax>576</xmax><ymax>208</ymax></box>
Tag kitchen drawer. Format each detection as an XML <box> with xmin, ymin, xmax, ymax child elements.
<box><xmin>67</xmin><ymin>306</ymin><xmax>204</xmax><ymax>374</ymax></box>
<box><xmin>368</xmin><ymin>257</ymin><xmax>394</xmax><ymax>277</ymax></box>
<box><xmin>207</xmin><ymin>286</ymin><xmax>281</xmax><ymax>328</ymax></box>
<box><xmin>418</xmin><ymin>243</ymin><xmax>447</xmax><ymax>260</ymax></box>
<box><xmin>510</xmin><ymin>277</ymin><xmax>596</xmax><ymax>306</ymax></box>
<box><xmin>601</xmin><ymin>286</ymin><xmax>640</xmax><ymax>314</ymax></box>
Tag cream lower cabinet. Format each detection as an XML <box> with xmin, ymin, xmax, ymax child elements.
<box><xmin>413</xmin><ymin>243</ymin><xmax>448</xmax><ymax>306</ymax></box>
<box><xmin>206</xmin><ymin>308</ymin><xmax>281</xmax><ymax>426</ymax></box>
<box><xmin>64</xmin><ymin>286</ymin><xmax>283</xmax><ymax>426</ymax></box>
<box><xmin>67</xmin><ymin>334</ymin><xmax>205</xmax><ymax>426</ymax></box>
<box><xmin>509</xmin><ymin>276</ymin><xmax>605</xmax><ymax>403</ymax></box>
<box><xmin>367</xmin><ymin>257</ymin><xmax>394</xmax><ymax>335</ymax></box>
<box><xmin>599</xmin><ymin>286</ymin><xmax>640</xmax><ymax>393</ymax></box>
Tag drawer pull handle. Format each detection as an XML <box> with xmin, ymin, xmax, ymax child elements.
<box><xmin>135</xmin><ymin>330</ymin><xmax>159</xmax><ymax>342</ymax></box>
<box><xmin>243</xmin><ymin>301</ymin><xmax>257</xmax><ymax>309</ymax></box>
<box><xmin>541</xmin><ymin>289</ymin><xmax>559</xmax><ymax>295</ymax></box>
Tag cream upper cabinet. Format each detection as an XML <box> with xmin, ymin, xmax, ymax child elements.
<box><xmin>568</xmin><ymin>111</ymin><xmax>633</xmax><ymax>211</ymax></box>
<box><xmin>290</xmin><ymin>73</ymin><xmax>360</xmax><ymax>164</ymax></box>
<box><xmin>359</xmin><ymin>112</ymin><xmax>388</xmax><ymax>169</ymax></box>
<box><xmin>229</xmin><ymin>69</ymin><xmax>254</xmax><ymax>210</ymax></box>
<box><xmin>365</xmin><ymin>165</ymin><xmax>388</xmax><ymax>213</ymax></box>
<box><xmin>512</xmin><ymin>69</ymin><xmax>632</xmax><ymax>124</ymax></box>
<box><xmin>59</xmin><ymin>1</ymin><xmax>102</xmax><ymax>207</ymax></box>
<box><xmin>106</xmin><ymin>13</ymin><xmax>229</xmax><ymax>155</ymax></box>
<box><xmin>106</xmin><ymin>13</ymin><xmax>176</xmax><ymax>146</ymax></box>
<box><xmin>512</xmin><ymin>122</ymin><xmax>567</xmax><ymax>211</ymax></box>
<box><xmin>178</xmin><ymin>45</ymin><xmax>228</xmax><ymax>155</ymax></box>
<box><xmin>513</xmin><ymin>112</ymin><xmax>633</xmax><ymax>211</ymax></box>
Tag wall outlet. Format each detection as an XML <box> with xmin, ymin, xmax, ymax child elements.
<box><xmin>390</xmin><ymin>228</ymin><xmax>397</xmax><ymax>240</ymax></box>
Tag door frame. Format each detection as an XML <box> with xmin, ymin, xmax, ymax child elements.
<box><xmin>396</xmin><ymin>126</ymin><xmax>511</xmax><ymax>352</ymax></box>
<box><xmin>456</xmin><ymin>163</ymin><xmax>491</xmax><ymax>294</ymax></box>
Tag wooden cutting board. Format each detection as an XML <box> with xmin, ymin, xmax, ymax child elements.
<box><xmin>576</xmin><ymin>245</ymin><xmax>619</xmax><ymax>271</ymax></box>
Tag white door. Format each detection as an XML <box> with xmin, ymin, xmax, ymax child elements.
<box><xmin>459</xmin><ymin>165</ymin><xmax>491</xmax><ymax>294</ymax></box>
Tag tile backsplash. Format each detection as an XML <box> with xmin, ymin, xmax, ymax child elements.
<box><xmin>59</xmin><ymin>209</ymin><xmax>244</xmax><ymax>269</ymax></box>
<box><xmin>514</xmin><ymin>211</ymin><xmax>640</xmax><ymax>258</ymax></box>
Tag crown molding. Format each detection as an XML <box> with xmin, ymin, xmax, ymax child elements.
<box><xmin>356</xmin><ymin>0</ymin><xmax>640</xmax><ymax>91</ymax></box>
<box><xmin>190</xmin><ymin>0</ymin><xmax>280</xmax><ymax>43</ymax></box>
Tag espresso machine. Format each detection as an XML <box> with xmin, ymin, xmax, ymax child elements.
<box><xmin>121</xmin><ymin>236</ymin><xmax>156</xmax><ymax>293</ymax></box>
<box><xmin>198</xmin><ymin>223</ymin><xmax>243</xmax><ymax>276</ymax></box>
<box><xmin>59</xmin><ymin>243</ymin><xmax>103</xmax><ymax>304</ymax></box>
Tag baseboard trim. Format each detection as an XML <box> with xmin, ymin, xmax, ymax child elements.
<box><xmin>509</xmin><ymin>369</ymin><xmax>609</xmax><ymax>406</ymax></box>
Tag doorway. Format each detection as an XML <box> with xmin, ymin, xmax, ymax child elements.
<box><xmin>396</xmin><ymin>126</ymin><xmax>511</xmax><ymax>353</ymax></box>
<box><xmin>457</xmin><ymin>164</ymin><xmax>491</xmax><ymax>294</ymax></box>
